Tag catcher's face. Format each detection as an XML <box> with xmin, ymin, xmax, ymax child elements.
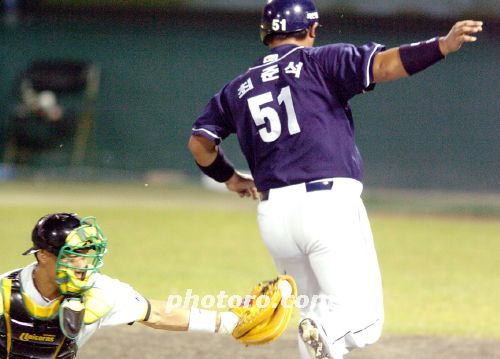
<box><xmin>59</xmin><ymin>248</ymin><xmax>91</xmax><ymax>269</ymax></box>
<box><xmin>56</xmin><ymin>247</ymin><xmax>103</xmax><ymax>295</ymax></box>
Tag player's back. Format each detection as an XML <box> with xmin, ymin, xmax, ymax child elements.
<box><xmin>194</xmin><ymin>42</ymin><xmax>383</xmax><ymax>190</ymax></box>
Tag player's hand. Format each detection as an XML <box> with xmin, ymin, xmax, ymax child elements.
<box><xmin>439</xmin><ymin>20</ymin><xmax>483</xmax><ymax>56</ymax></box>
<box><xmin>225</xmin><ymin>171</ymin><xmax>258</xmax><ymax>200</ymax></box>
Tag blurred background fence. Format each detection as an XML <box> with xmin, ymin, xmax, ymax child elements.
<box><xmin>0</xmin><ymin>1</ymin><xmax>498</xmax><ymax>191</ymax></box>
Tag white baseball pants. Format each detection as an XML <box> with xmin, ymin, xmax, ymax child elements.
<box><xmin>257</xmin><ymin>178</ymin><xmax>384</xmax><ymax>359</ymax></box>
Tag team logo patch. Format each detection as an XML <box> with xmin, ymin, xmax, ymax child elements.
<box><xmin>19</xmin><ymin>333</ymin><xmax>57</xmax><ymax>342</ymax></box>
<box><xmin>306</xmin><ymin>12</ymin><xmax>319</xmax><ymax>20</ymax></box>
<box><xmin>263</xmin><ymin>54</ymin><xmax>279</xmax><ymax>64</ymax></box>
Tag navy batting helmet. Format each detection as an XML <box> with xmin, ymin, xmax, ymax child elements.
<box><xmin>260</xmin><ymin>0</ymin><xmax>319</xmax><ymax>45</ymax></box>
<box><xmin>23</xmin><ymin>213</ymin><xmax>82</xmax><ymax>256</ymax></box>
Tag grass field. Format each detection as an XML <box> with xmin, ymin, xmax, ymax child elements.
<box><xmin>1</xmin><ymin>181</ymin><xmax>499</xmax><ymax>341</ymax></box>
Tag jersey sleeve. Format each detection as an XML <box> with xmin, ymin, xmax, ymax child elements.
<box><xmin>191</xmin><ymin>86</ymin><xmax>235</xmax><ymax>144</ymax></box>
<box><xmin>93</xmin><ymin>276</ymin><xmax>151</xmax><ymax>327</ymax></box>
<box><xmin>310</xmin><ymin>42</ymin><xmax>385</xmax><ymax>101</ymax></box>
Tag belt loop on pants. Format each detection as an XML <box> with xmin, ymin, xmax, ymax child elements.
<box><xmin>260</xmin><ymin>180</ymin><xmax>334</xmax><ymax>202</ymax></box>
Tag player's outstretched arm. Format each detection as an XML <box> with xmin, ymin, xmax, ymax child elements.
<box><xmin>372</xmin><ymin>20</ymin><xmax>483</xmax><ymax>83</ymax></box>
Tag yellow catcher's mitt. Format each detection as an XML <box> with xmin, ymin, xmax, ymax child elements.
<box><xmin>231</xmin><ymin>275</ymin><xmax>297</xmax><ymax>345</ymax></box>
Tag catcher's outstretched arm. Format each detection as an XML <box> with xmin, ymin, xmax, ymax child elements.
<box><xmin>138</xmin><ymin>275</ymin><xmax>296</xmax><ymax>344</ymax></box>
<box><xmin>141</xmin><ymin>300</ymin><xmax>191</xmax><ymax>331</ymax></box>
<box><xmin>140</xmin><ymin>299</ymin><xmax>239</xmax><ymax>334</ymax></box>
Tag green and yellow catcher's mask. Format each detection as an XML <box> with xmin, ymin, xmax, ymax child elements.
<box><xmin>55</xmin><ymin>217</ymin><xmax>108</xmax><ymax>295</ymax></box>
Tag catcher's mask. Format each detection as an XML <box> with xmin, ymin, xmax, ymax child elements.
<box><xmin>23</xmin><ymin>213</ymin><xmax>108</xmax><ymax>295</ymax></box>
<box><xmin>55</xmin><ymin>217</ymin><xmax>108</xmax><ymax>295</ymax></box>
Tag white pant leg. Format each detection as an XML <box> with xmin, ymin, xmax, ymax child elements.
<box><xmin>257</xmin><ymin>191</ymin><xmax>317</xmax><ymax>301</ymax></box>
<box><xmin>258</xmin><ymin>192</ymin><xmax>321</xmax><ymax>359</ymax></box>
<box><xmin>344</xmin><ymin>198</ymin><xmax>384</xmax><ymax>349</ymax></box>
<box><xmin>257</xmin><ymin>179</ymin><xmax>383</xmax><ymax>358</ymax></box>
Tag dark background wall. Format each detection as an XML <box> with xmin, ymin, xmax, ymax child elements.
<box><xmin>0</xmin><ymin>11</ymin><xmax>498</xmax><ymax>191</ymax></box>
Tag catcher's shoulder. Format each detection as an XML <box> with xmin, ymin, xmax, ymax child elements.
<box><xmin>91</xmin><ymin>273</ymin><xmax>134</xmax><ymax>293</ymax></box>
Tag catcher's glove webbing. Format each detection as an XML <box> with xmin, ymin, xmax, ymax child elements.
<box><xmin>231</xmin><ymin>275</ymin><xmax>297</xmax><ymax>345</ymax></box>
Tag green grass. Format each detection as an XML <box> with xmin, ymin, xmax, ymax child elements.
<box><xmin>0</xmin><ymin>181</ymin><xmax>499</xmax><ymax>339</ymax></box>
<box><xmin>374</xmin><ymin>215</ymin><xmax>500</xmax><ymax>338</ymax></box>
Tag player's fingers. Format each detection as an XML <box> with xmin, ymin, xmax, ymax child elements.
<box><xmin>243</xmin><ymin>188</ymin><xmax>256</xmax><ymax>199</ymax></box>
<box><xmin>452</xmin><ymin>21</ymin><xmax>482</xmax><ymax>37</ymax></box>
<box><xmin>250</xmin><ymin>188</ymin><xmax>258</xmax><ymax>200</ymax></box>
<box><xmin>456</xmin><ymin>25</ymin><xmax>483</xmax><ymax>36</ymax></box>
<box><xmin>455</xmin><ymin>20</ymin><xmax>483</xmax><ymax>28</ymax></box>
<box><xmin>460</xmin><ymin>35</ymin><xmax>477</xmax><ymax>43</ymax></box>
<box><xmin>459</xmin><ymin>25</ymin><xmax>483</xmax><ymax>34</ymax></box>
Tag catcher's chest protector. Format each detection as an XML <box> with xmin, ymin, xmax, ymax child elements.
<box><xmin>0</xmin><ymin>271</ymin><xmax>77</xmax><ymax>359</ymax></box>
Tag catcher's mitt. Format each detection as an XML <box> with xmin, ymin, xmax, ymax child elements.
<box><xmin>231</xmin><ymin>275</ymin><xmax>297</xmax><ymax>345</ymax></box>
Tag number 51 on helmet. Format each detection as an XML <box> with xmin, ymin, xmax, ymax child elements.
<box><xmin>260</xmin><ymin>0</ymin><xmax>319</xmax><ymax>45</ymax></box>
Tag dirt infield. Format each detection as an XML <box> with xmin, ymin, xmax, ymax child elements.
<box><xmin>79</xmin><ymin>325</ymin><xmax>500</xmax><ymax>359</ymax></box>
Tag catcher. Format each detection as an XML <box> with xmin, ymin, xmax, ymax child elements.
<box><xmin>0</xmin><ymin>213</ymin><xmax>296</xmax><ymax>358</ymax></box>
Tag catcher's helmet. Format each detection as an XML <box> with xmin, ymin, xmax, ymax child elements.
<box><xmin>260</xmin><ymin>0</ymin><xmax>319</xmax><ymax>45</ymax></box>
<box><xmin>23</xmin><ymin>213</ymin><xmax>82</xmax><ymax>256</ymax></box>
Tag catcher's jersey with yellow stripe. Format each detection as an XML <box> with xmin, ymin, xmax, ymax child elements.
<box><xmin>0</xmin><ymin>263</ymin><xmax>149</xmax><ymax>348</ymax></box>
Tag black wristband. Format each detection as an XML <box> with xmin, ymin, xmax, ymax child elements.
<box><xmin>196</xmin><ymin>147</ymin><xmax>235</xmax><ymax>183</ymax></box>
<box><xmin>399</xmin><ymin>37</ymin><xmax>445</xmax><ymax>75</ymax></box>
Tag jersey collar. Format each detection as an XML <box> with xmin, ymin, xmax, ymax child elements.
<box><xmin>250</xmin><ymin>45</ymin><xmax>304</xmax><ymax>70</ymax></box>
<box><xmin>270</xmin><ymin>44</ymin><xmax>302</xmax><ymax>54</ymax></box>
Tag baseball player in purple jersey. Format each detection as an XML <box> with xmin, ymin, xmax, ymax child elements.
<box><xmin>188</xmin><ymin>1</ymin><xmax>483</xmax><ymax>358</ymax></box>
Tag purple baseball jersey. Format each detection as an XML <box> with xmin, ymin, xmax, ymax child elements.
<box><xmin>192</xmin><ymin>43</ymin><xmax>385</xmax><ymax>191</ymax></box>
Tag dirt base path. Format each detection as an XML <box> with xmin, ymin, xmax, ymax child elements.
<box><xmin>79</xmin><ymin>325</ymin><xmax>500</xmax><ymax>358</ymax></box>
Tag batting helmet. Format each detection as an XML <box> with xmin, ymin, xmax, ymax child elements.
<box><xmin>23</xmin><ymin>213</ymin><xmax>82</xmax><ymax>256</ymax></box>
<box><xmin>260</xmin><ymin>0</ymin><xmax>319</xmax><ymax>45</ymax></box>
